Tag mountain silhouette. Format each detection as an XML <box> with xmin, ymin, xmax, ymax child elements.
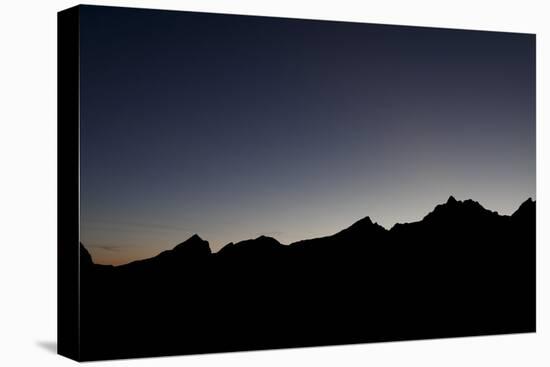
<box><xmin>117</xmin><ymin>233</ymin><xmax>211</xmax><ymax>272</ymax></box>
<box><xmin>217</xmin><ymin>235</ymin><xmax>284</xmax><ymax>257</ymax></box>
<box><xmin>78</xmin><ymin>197</ymin><xmax>535</xmax><ymax>361</ymax></box>
<box><xmin>80</xmin><ymin>243</ymin><xmax>93</xmax><ymax>268</ymax></box>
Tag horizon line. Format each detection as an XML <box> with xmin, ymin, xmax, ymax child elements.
<box><xmin>83</xmin><ymin>195</ymin><xmax>535</xmax><ymax>266</ymax></box>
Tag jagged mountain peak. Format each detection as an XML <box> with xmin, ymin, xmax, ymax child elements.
<box><xmin>446</xmin><ymin>195</ymin><xmax>458</xmax><ymax>204</ymax></box>
<box><xmin>336</xmin><ymin>215</ymin><xmax>386</xmax><ymax>236</ymax></box>
<box><xmin>352</xmin><ymin>215</ymin><xmax>373</xmax><ymax>227</ymax></box>
<box><xmin>512</xmin><ymin>197</ymin><xmax>535</xmax><ymax>218</ymax></box>
<box><xmin>173</xmin><ymin>234</ymin><xmax>211</xmax><ymax>255</ymax></box>
<box><xmin>423</xmin><ymin>196</ymin><xmax>488</xmax><ymax>221</ymax></box>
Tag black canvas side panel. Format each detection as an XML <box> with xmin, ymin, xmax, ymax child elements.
<box><xmin>57</xmin><ymin>5</ymin><xmax>80</xmax><ymax>362</ymax></box>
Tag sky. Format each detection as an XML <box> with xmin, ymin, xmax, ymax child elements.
<box><xmin>79</xmin><ymin>6</ymin><xmax>536</xmax><ymax>265</ymax></box>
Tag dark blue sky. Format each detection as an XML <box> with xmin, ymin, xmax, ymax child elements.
<box><xmin>79</xmin><ymin>6</ymin><xmax>535</xmax><ymax>265</ymax></box>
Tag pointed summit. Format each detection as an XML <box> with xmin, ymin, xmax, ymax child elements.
<box><xmin>173</xmin><ymin>234</ymin><xmax>212</xmax><ymax>255</ymax></box>
<box><xmin>335</xmin><ymin>215</ymin><xmax>386</xmax><ymax>238</ymax></box>
<box><xmin>175</xmin><ymin>234</ymin><xmax>203</xmax><ymax>246</ymax></box>
<box><xmin>512</xmin><ymin>198</ymin><xmax>535</xmax><ymax>219</ymax></box>
<box><xmin>446</xmin><ymin>195</ymin><xmax>458</xmax><ymax>204</ymax></box>
<box><xmin>350</xmin><ymin>216</ymin><xmax>373</xmax><ymax>228</ymax></box>
<box><xmin>188</xmin><ymin>233</ymin><xmax>203</xmax><ymax>242</ymax></box>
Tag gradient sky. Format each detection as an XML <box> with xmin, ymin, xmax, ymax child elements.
<box><xmin>79</xmin><ymin>6</ymin><xmax>535</xmax><ymax>265</ymax></box>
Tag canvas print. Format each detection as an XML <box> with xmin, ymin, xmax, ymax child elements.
<box><xmin>58</xmin><ymin>5</ymin><xmax>536</xmax><ymax>361</ymax></box>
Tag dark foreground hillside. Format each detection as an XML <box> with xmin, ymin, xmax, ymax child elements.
<box><xmin>78</xmin><ymin>197</ymin><xmax>535</xmax><ymax>361</ymax></box>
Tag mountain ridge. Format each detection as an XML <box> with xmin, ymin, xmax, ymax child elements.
<box><xmin>82</xmin><ymin>196</ymin><xmax>535</xmax><ymax>267</ymax></box>
<box><xmin>78</xmin><ymin>195</ymin><xmax>535</xmax><ymax>361</ymax></box>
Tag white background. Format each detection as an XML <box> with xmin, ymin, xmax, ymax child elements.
<box><xmin>0</xmin><ymin>0</ymin><xmax>548</xmax><ymax>365</ymax></box>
